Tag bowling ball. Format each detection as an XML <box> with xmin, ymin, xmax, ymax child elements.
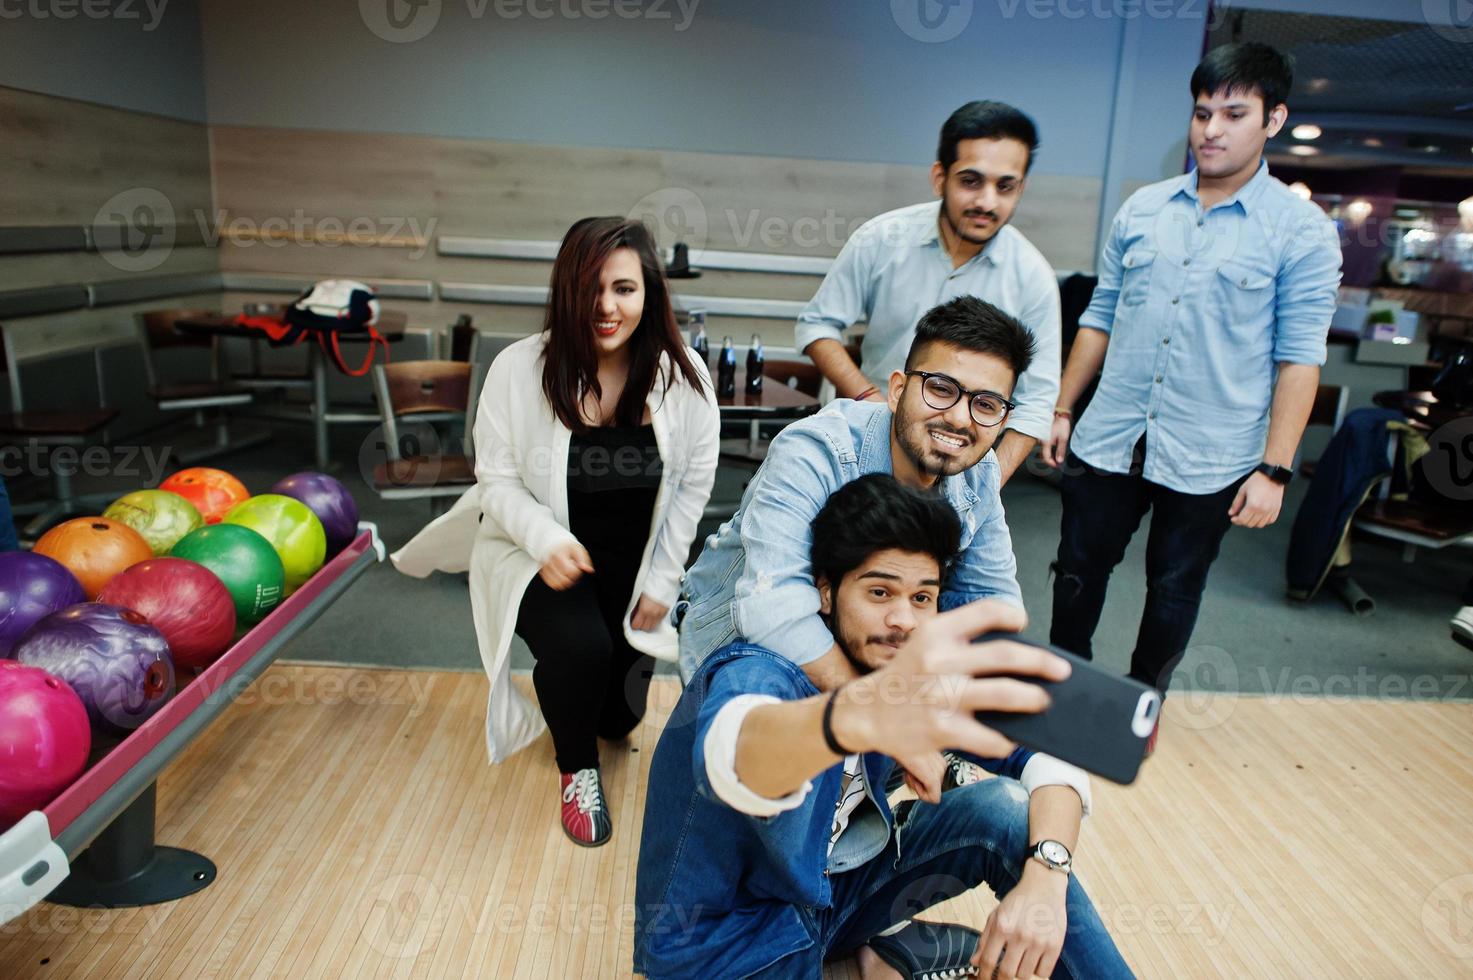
<box><xmin>0</xmin><ymin>661</ymin><xmax>91</xmax><ymax>829</ymax></box>
<box><xmin>158</xmin><ymin>467</ymin><xmax>249</xmax><ymax>524</ymax></box>
<box><xmin>104</xmin><ymin>489</ymin><xmax>204</xmax><ymax>556</ymax></box>
<box><xmin>269</xmin><ymin>472</ymin><xmax>359</xmax><ymax>557</ymax></box>
<box><xmin>98</xmin><ymin>558</ymin><xmax>236</xmax><ymax>670</ymax></box>
<box><xmin>14</xmin><ymin>603</ymin><xmax>173</xmax><ymax>734</ymax></box>
<box><xmin>0</xmin><ymin>552</ymin><xmax>86</xmax><ymax>658</ymax></box>
<box><xmin>33</xmin><ymin>517</ymin><xmax>153</xmax><ymax>599</ymax></box>
<box><xmin>223</xmin><ymin>495</ymin><xmax>326</xmax><ymax>595</ymax></box>
<box><xmin>169</xmin><ymin>524</ymin><xmax>285</xmax><ymax>625</ymax></box>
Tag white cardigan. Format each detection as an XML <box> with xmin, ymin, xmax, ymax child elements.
<box><xmin>392</xmin><ymin>334</ymin><xmax>720</xmax><ymax>762</ymax></box>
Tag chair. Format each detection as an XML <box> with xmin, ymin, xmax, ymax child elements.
<box><xmin>0</xmin><ymin>324</ymin><xmax>120</xmax><ymax>539</ymax></box>
<box><xmin>369</xmin><ymin>359</ymin><xmax>479</xmax><ymax>512</ymax></box>
<box><xmin>135</xmin><ymin>309</ymin><xmax>263</xmax><ymax>464</ymax></box>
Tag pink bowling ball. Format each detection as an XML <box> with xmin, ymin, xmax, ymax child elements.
<box><xmin>0</xmin><ymin>660</ymin><xmax>91</xmax><ymax>829</ymax></box>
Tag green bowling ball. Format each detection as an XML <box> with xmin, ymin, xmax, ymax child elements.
<box><xmin>104</xmin><ymin>489</ymin><xmax>204</xmax><ymax>556</ymax></box>
<box><xmin>169</xmin><ymin>524</ymin><xmax>286</xmax><ymax>625</ymax></box>
<box><xmin>222</xmin><ymin>494</ymin><xmax>327</xmax><ymax>595</ymax></box>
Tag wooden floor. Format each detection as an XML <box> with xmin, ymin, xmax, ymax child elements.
<box><xmin>3</xmin><ymin>665</ymin><xmax>1472</xmax><ymax>979</ymax></box>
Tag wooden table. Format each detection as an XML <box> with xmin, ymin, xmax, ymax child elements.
<box><xmin>716</xmin><ymin>364</ymin><xmax>821</xmax><ymax>455</ymax></box>
<box><xmin>176</xmin><ymin>314</ymin><xmax>407</xmax><ymax>470</ymax></box>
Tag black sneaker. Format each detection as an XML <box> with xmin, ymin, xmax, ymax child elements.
<box><xmin>868</xmin><ymin>920</ymin><xmax>981</xmax><ymax>979</ymax></box>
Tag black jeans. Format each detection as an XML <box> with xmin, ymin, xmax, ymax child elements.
<box><xmin>1050</xmin><ymin>450</ymin><xmax>1246</xmax><ymax>692</ymax></box>
<box><xmin>515</xmin><ymin>566</ymin><xmax>655</xmax><ymax>773</ymax></box>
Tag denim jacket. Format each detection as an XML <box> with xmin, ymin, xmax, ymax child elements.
<box><xmin>634</xmin><ymin>643</ymin><xmax>1035</xmax><ymax>979</ymax></box>
<box><xmin>678</xmin><ymin>399</ymin><xmax>1023</xmax><ymax>680</ymax></box>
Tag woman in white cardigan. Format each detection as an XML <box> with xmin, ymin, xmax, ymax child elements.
<box><xmin>393</xmin><ymin>217</ymin><xmax>719</xmax><ymax>846</ymax></box>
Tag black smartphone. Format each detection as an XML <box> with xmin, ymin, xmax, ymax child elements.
<box><xmin>972</xmin><ymin>633</ymin><xmax>1160</xmax><ymax>785</ymax></box>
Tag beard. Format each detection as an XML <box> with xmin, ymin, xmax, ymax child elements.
<box><xmin>940</xmin><ymin>187</ymin><xmax>1003</xmax><ymax>247</ymax></box>
<box><xmin>894</xmin><ymin>395</ymin><xmax>986</xmax><ymax>479</ymax></box>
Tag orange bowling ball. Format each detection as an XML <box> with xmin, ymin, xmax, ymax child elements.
<box><xmin>158</xmin><ymin>468</ymin><xmax>249</xmax><ymax>524</ymax></box>
<box><xmin>33</xmin><ymin>517</ymin><xmax>154</xmax><ymax>599</ymax></box>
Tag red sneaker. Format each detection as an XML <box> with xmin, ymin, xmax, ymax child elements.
<box><xmin>560</xmin><ymin>768</ymin><xmax>612</xmax><ymax>847</ymax></box>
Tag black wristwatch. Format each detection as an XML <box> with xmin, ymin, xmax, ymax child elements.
<box><xmin>1256</xmin><ymin>463</ymin><xmax>1293</xmax><ymax>485</ymax></box>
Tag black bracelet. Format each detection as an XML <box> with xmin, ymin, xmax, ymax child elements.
<box><xmin>821</xmin><ymin>689</ymin><xmax>851</xmax><ymax>757</ymax></box>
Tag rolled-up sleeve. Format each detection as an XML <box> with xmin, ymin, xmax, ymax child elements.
<box><xmin>795</xmin><ymin>232</ymin><xmax>873</xmax><ymax>355</ymax></box>
<box><xmin>1272</xmin><ymin>210</ymin><xmax>1342</xmax><ymax>366</ymax></box>
<box><xmin>1077</xmin><ymin>205</ymin><xmax>1128</xmax><ymax>336</ymax></box>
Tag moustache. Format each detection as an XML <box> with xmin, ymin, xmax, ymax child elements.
<box><xmin>870</xmin><ymin>632</ymin><xmax>909</xmax><ymax>648</ymax></box>
<box><xmin>964</xmin><ymin>210</ymin><xmax>997</xmax><ymax>221</ymax></box>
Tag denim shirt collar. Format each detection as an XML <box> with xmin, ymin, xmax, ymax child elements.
<box><xmin>1176</xmin><ymin>157</ymin><xmax>1271</xmax><ymax>215</ymax></box>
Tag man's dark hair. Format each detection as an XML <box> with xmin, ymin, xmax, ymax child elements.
<box><xmin>904</xmin><ymin>295</ymin><xmax>1035</xmax><ymax>382</ymax></box>
<box><xmin>811</xmin><ymin>474</ymin><xmax>961</xmax><ymax>592</ymax></box>
<box><xmin>937</xmin><ymin>101</ymin><xmax>1040</xmax><ymax>175</ymax></box>
<box><xmin>1190</xmin><ymin>42</ymin><xmax>1294</xmax><ymax>125</ymax></box>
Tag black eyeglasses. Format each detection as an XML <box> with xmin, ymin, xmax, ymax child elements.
<box><xmin>905</xmin><ymin>371</ymin><xmax>1015</xmax><ymax>427</ymax></box>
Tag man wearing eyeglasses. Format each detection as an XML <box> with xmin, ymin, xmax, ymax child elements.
<box><xmin>678</xmin><ymin>297</ymin><xmax>1031</xmax><ymax>721</ymax></box>
<box><xmin>795</xmin><ymin>101</ymin><xmax>1060</xmax><ymax>484</ymax></box>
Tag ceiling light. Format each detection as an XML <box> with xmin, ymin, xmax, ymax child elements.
<box><xmin>1307</xmin><ymin>78</ymin><xmax>1331</xmax><ymax>94</ymax></box>
<box><xmin>1459</xmin><ymin>196</ymin><xmax>1473</xmax><ymax>229</ymax></box>
<box><xmin>1363</xmin><ymin>137</ymin><xmax>1383</xmax><ymax>148</ymax></box>
<box><xmin>1422</xmin><ymin>145</ymin><xmax>1443</xmax><ymax>153</ymax></box>
<box><xmin>1345</xmin><ymin>199</ymin><xmax>1373</xmax><ymax>224</ymax></box>
<box><xmin>1287</xmin><ymin>145</ymin><xmax>1320</xmax><ymax>157</ymax></box>
<box><xmin>1288</xmin><ymin>182</ymin><xmax>1312</xmax><ymax>200</ymax></box>
<box><xmin>1291</xmin><ymin>124</ymin><xmax>1322</xmax><ymax>141</ymax></box>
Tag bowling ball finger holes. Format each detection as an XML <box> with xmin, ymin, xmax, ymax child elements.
<box><xmin>145</xmin><ymin>663</ymin><xmax>169</xmax><ymax>699</ymax></box>
<box><xmin>120</xmin><ymin>609</ymin><xmax>147</xmax><ymax>625</ymax></box>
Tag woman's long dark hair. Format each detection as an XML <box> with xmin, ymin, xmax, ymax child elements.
<box><xmin>541</xmin><ymin>217</ymin><xmax>708</xmax><ymax>431</ymax></box>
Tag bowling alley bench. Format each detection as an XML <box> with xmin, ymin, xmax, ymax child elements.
<box><xmin>0</xmin><ymin>526</ymin><xmax>383</xmax><ymax>925</ymax></box>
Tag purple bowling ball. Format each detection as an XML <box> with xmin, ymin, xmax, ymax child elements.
<box><xmin>0</xmin><ymin>552</ymin><xmax>87</xmax><ymax>658</ymax></box>
<box><xmin>13</xmin><ymin>603</ymin><xmax>174</xmax><ymax>734</ymax></box>
<box><xmin>270</xmin><ymin>472</ymin><xmax>359</xmax><ymax>557</ymax></box>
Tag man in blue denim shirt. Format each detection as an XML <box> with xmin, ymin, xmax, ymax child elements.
<box><xmin>680</xmin><ymin>297</ymin><xmax>1028</xmax><ymax>703</ymax></box>
<box><xmin>636</xmin><ymin>477</ymin><xmax>1132</xmax><ymax>979</ymax></box>
<box><xmin>1042</xmin><ymin>43</ymin><xmax>1341</xmax><ymax>731</ymax></box>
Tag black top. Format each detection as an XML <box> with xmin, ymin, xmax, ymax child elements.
<box><xmin>567</xmin><ymin>424</ymin><xmax>663</xmax><ymax>557</ymax></box>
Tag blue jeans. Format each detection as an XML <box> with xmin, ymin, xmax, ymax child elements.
<box><xmin>746</xmin><ymin>779</ymin><xmax>1133</xmax><ymax>979</ymax></box>
<box><xmin>1050</xmin><ymin>449</ymin><xmax>1245</xmax><ymax>692</ymax></box>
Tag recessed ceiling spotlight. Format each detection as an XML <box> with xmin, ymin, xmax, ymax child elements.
<box><xmin>1287</xmin><ymin>145</ymin><xmax>1320</xmax><ymax>157</ymax></box>
<box><xmin>1345</xmin><ymin>199</ymin><xmax>1373</xmax><ymax>224</ymax></box>
<box><xmin>1291</xmin><ymin>124</ymin><xmax>1322</xmax><ymax>140</ymax></box>
<box><xmin>1363</xmin><ymin>137</ymin><xmax>1383</xmax><ymax>148</ymax></box>
<box><xmin>1422</xmin><ymin>144</ymin><xmax>1443</xmax><ymax>153</ymax></box>
<box><xmin>1288</xmin><ymin>182</ymin><xmax>1313</xmax><ymax>200</ymax></box>
<box><xmin>1307</xmin><ymin>78</ymin><xmax>1331</xmax><ymax>94</ymax></box>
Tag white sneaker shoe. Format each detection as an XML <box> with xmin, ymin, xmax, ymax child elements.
<box><xmin>1453</xmin><ymin>606</ymin><xmax>1473</xmax><ymax>652</ymax></box>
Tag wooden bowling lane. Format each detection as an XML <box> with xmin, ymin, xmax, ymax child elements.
<box><xmin>2</xmin><ymin>667</ymin><xmax>1472</xmax><ymax>978</ymax></box>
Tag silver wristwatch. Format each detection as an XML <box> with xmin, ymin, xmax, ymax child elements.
<box><xmin>1029</xmin><ymin>839</ymin><xmax>1072</xmax><ymax>875</ymax></box>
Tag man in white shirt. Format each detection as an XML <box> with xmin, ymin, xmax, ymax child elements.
<box><xmin>796</xmin><ymin>101</ymin><xmax>1062</xmax><ymax>482</ymax></box>
<box><xmin>634</xmin><ymin>476</ymin><xmax>1131</xmax><ymax>980</ymax></box>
